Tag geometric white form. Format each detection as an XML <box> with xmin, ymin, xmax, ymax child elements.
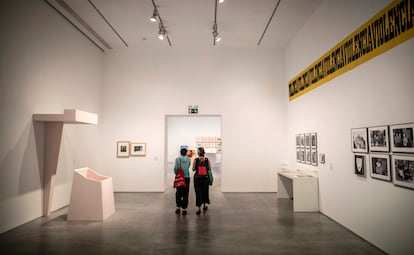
<box><xmin>33</xmin><ymin>109</ymin><xmax>98</xmax><ymax>217</ymax></box>
<box><xmin>277</xmin><ymin>170</ymin><xmax>319</xmax><ymax>212</ymax></box>
<box><xmin>68</xmin><ymin>168</ymin><xmax>115</xmax><ymax>221</ymax></box>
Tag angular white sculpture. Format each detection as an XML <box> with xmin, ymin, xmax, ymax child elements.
<box><xmin>68</xmin><ymin>168</ymin><xmax>115</xmax><ymax>221</ymax></box>
<box><xmin>33</xmin><ymin>109</ymin><xmax>98</xmax><ymax>216</ymax></box>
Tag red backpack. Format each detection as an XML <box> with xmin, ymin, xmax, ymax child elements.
<box><xmin>196</xmin><ymin>158</ymin><xmax>209</xmax><ymax>176</ymax></box>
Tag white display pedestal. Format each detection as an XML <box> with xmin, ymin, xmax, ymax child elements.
<box><xmin>33</xmin><ymin>109</ymin><xmax>98</xmax><ymax>216</ymax></box>
<box><xmin>277</xmin><ymin>170</ymin><xmax>319</xmax><ymax>212</ymax></box>
<box><xmin>68</xmin><ymin>168</ymin><xmax>115</xmax><ymax>221</ymax></box>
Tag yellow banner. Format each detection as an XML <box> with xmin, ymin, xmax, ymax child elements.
<box><xmin>289</xmin><ymin>0</ymin><xmax>414</xmax><ymax>101</ymax></box>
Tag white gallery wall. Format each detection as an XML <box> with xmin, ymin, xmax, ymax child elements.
<box><xmin>99</xmin><ymin>45</ymin><xmax>286</xmax><ymax>192</ymax></box>
<box><xmin>0</xmin><ymin>0</ymin><xmax>103</xmax><ymax>233</ymax></box>
<box><xmin>285</xmin><ymin>0</ymin><xmax>414</xmax><ymax>254</ymax></box>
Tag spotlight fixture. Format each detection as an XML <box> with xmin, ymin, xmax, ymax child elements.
<box><xmin>219</xmin><ymin>0</ymin><xmax>224</xmax><ymax>3</ymax></box>
<box><xmin>158</xmin><ymin>23</ymin><xmax>166</xmax><ymax>40</ymax></box>
<box><xmin>150</xmin><ymin>8</ymin><xmax>158</xmax><ymax>22</ymax></box>
<box><xmin>212</xmin><ymin>23</ymin><xmax>220</xmax><ymax>44</ymax></box>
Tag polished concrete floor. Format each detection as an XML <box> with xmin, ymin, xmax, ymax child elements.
<box><xmin>0</xmin><ymin>171</ymin><xmax>386</xmax><ymax>254</ymax></box>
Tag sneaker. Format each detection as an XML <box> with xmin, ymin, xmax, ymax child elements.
<box><xmin>182</xmin><ymin>210</ymin><xmax>187</xmax><ymax>215</ymax></box>
<box><xmin>203</xmin><ymin>206</ymin><xmax>208</xmax><ymax>211</ymax></box>
<box><xmin>196</xmin><ymin>210</ymin><xmax>201</xmax><ymax>215</ymax></box>
<box><xmin>175</xmin><ymin>208</ymin><xmax>180</xmax><ymax>215</ymax></box>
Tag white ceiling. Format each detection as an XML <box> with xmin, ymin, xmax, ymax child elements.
<box><xmin>47</xmin><ymin>0</ymin><xmax>322</xmax><ymax>51</ymax></box>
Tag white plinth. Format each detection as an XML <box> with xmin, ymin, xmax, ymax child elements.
<box><xmin>68</xmin><ymin>168</ymin><xmax>115</xmax><ymax>221</ymax></box>
<box><xmin>33</xmin><ymin>109</ymin><xmax>98</xmax><ymax>124</ymax></box>
<box><xmin>277</xmin><ymin>170</ymin><xmax>319</xmax><ymax>212</ymax></box>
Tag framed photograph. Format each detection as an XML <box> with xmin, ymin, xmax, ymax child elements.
<box><xmin>392</xmin><ymin>155</ymin><xmax>414</xmax><ymax>189</ymax></box>
<box><xmin>311</xmin><ymin>132</ymin><xmax>317</xmax><ymax>149</ymax></box>
<box><xmin>351</xmin><ymin>128</ymin><xmax>368</xmax><ymax>153</ymax></box>
<box><xmin>311</xmin><ymin>150</ymin><xmax>318</xmax><ymax>166</ymax></box>
<box><xmin>305</xmin><ymin>149</ymin><xmax>311</xmax><ymax>164</ymax></box>
<box><xmin>130</xmin><ymin>142</ymin><xmax>146</xmax><ymax>156</ymax></box>
<box><xmin>296</xmin><ymin>134</ymin><xmax>300</xmax><ymax>148</ymax></box>
<box><xmin>390</xmin><ymin>123</ymin><xmax>414</xmax><ymax>153</ymax></box>
<box><xmin>300</xmin><ymin>134</ymin><xmax>305</xmax><ymax>148</ymax></box>
<box><xmin>305</xmin><ymin>133</ymin><xmax>310</xmax><ymax>148</ymax></box>
<box><xmin>296</xmin><ymin>149</ymin><xmax>300</xmax><ymax>163</ymax></box>
<box><xmin>354</xmin><ymin>154</ymin><xmax>367</xmax><ymax>177</ymax></box>
<box><xmin>370</xmin><ymin>154</ymin><xmax>391</xmax><ymax>181</ymax></box>
<box><xmin>300</xmin><ymin>149</ymin><xmax>305</xmax><ymax>163</ymax></box>
<box><xmin>117</xmin><ymin>141</ymin><xmax>130</xmax><ymax>158</ymax></box>
<box><xmin>368</xmin><ymin>126</ymin><xmax>389</xmax><ymax>152</ymax></box>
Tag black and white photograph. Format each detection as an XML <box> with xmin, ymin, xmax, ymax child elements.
<box><xmin>390</xmin><ymin>123</ymin><xmax>414</xmax><ymax>153</ymax></box>
<box><xmin>370</xmin><ymin>154</ymin><xmax>391</xmax><ymax>181</ymax></box>
<box><xmin>351</xmin><ymin>128</ymin><xmax>368</xmax><ymax>153</ymax></box>
<box><xmin>300</xmin><ymin>134</ymin><xmax>305</xmax><ymax>148</ymax></box>
<box><xmin>311</xmin><ymin>132</ymin><xmax>317</xmax><ymax>149</ymax></box>
<box><xmin>311</xmin><ymin>150</ymin><xmax>318</xmax><ymax>166</ymax></box>
<box><xmin>305</xmin><ymin>149</ymin><xmax>311</xmax><ymax>164</ymax></box>
<box><xmin>296</xmin><ymin>149</ymin><xmax>301</xmax><ymax>162</ymax></box>
<box><xmin>300</xmin><ymin>149</ymin><xmax>305</xmax><ymax>163</ymax></box>
<box><xmin>368</xmin><ymin>126</ymin><xmax>389</xmax><ymax>152</ymax></box>
<box><xmin>296</xmin><ymin>134</ymin><xmax>300</xmax><ymax>147</ymax></box>
<box><xmin>392</xmin><ymin>155</ymin><xmax>414</xmax><ymax>189</ymax></box>
<box><xmin>130</xmin><ymin>142</ymin><xmax>146</xmax><ymax>156</ymax></box>
<box><xmin>354</xmin><ymin>154</ymin><xmax>367</xmax><ymax>177</ymax></box>
<box><xmin>305</xmin><ymin>133</ymin><xmax>310</xmax><ymax>148</ymax></box>
<box><xmin>117</xmin><ymin>141</ymin><xmax>130</xmax><ymax>158</ymax></box>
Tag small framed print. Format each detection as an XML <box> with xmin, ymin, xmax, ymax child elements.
<box><xmin>300</xmin><ymin>134</ymin><xmax>305</xmax><ymax>148</ymax></box>
<box><xmin>296</xmin><ymin>134</ymin><xmax>300</xmax><ymax>148</ymax></box>
<box><xmin>130</xmin><ymin>142</ymin><xmax>146</xmax><ymax>156</ymax></box>
<box><xmin>311</xmin><ymin>150</ymin><xmax>318</xmax><ymax>166</ymax></box>
<box><xmin>354</xmin><ymin>154</ymin><xmax>367</xmax><ymax>177</ymax></box>
<box><xmin>117</xmin><ymin>141</ymin><xmax>130</xmax><ymax>158</ymax></box>
<box><xmin>300</xmin><ymin>149</ymin><xmax>305</xmax><ymax>163</ymax></box>
<box><xmin>351</xmin><ymin>128</ymin><xmax>368</xmax><ymax>153</ymax></box>
<box><xmin>311</xmin><ymin>132</ymin><xmax>317</xmax><ymax>149</ymax></box>
<box><xmin>392</xmin><ymin>155</ymin><xmax>414</xmax><ymax>189</ymax></box>
<box><xmin>390</xmin><ymin>123</ymin><xmax>414</xmax><ymax>153</ymax></box>
<box><xmin>305</xmin><ymin>133</ymin><xmax>310</xmax><ymax>148</ymax></box>
<box><xmin>296</xmin><ymin>149</ymin><xmax>301</xmax><ymax>162</ymax></box>
<box><xmin>305</xmin><ymin>149</ymin><xmax>311</xmax><ymax>164</ymax></box>
<box><xmin>370</xmin><ymin>154</ymin><xmax>391</xmax><ymax>181</ymax></box>
<box><xmin>368</xmin><ymin>126</ymin><xmax>389</xmax><ymax>152</ymax></box>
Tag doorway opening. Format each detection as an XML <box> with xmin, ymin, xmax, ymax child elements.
<box><xmin>165</xmin><ymin>115</ymin><xmax>222</xmax><ymax>191</ymax></box>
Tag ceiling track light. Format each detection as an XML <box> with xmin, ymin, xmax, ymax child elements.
<box><xmin>213</xmin><ymin>0</ymin><xmax>221</xmax><ymax>45</ymax></box>
<box><xmin>158</xmin><ymin>23</ymin><xmax>166</xmax><ymax>40</ymax></box>
<box><xmin>150</xmin><ymin>8</ymin><xmax>158</xmax><ymax>22</ymax></box>
<box><xmin>151</xmin><ymin>0</ymin><xmax>171</xmax><ymax>46</ymax></box>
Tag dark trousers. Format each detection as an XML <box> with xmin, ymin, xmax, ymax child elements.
<box><xmin>194</xmin><ymin>176</ymin><xmax>210</xmax><ymax>207</ymax></box>
<box><xmin>176</xmin><ymin>178</ymin><xmax>190</xmax><ymax>209</ymax></box>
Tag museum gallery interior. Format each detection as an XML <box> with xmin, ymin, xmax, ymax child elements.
<box><xmin>0</xmin><ymin>0</ymin><xmax>413</xmax><ymax>254</ymax></box>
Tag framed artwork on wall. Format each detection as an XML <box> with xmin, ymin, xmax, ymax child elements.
<box><xmin>305</xmin><ymin>149</ymin><xmax>311</xmax><ymax>164</ymax></box>
<box><xmin>130</xmin><ymin>142</ymin><xmax>146</xmax><ymax>156</ymax></box>
<box><xmin>354</xmin><ymin>154</ymin><xmax>367</xmax><ymax>177</ymax></box>
<box><xmin>305</xmin><ymin>133</ymin><xmax>310</xmax><ymax>148</ymax></box>
<box><xmin>117</xmin><ymin>141</ymin><xmax>130</xmax><ymax>158</ymax></box>
<box><xmin>368</xmin><ymin>126</ymin><xmax>389</xmax><ymax>152</ymax></box>
<box><xmin>296</xmin><ymin>149</ymin><xmax>300</xmax><ymax>163</ymax></box>
<box><xmin>390</xmin><ymin>123</ymin><xmax>414</xmax><ymax>153</ymax></box>
<box><xmin>392</xmin><ymin>154</ymin><xmax>414</xmax><ymax>189</ymax></box>
<box><xmin>311</xmin><ymin>150</ymin><xmax>318</xmax><ymax>166</ymax></box>
<box><xmin>370</xmin><ymin>154</ymin><xmax>391</xmax><ymax>181</ymax></box>
<box><xmin>300</xmin><ymin>134</ymin><xmax>305</xmax><ymax>148</ymax></box>
<box><xmin>351</xmin><ymin>128</ymin><xmax>368</xmax><ymax>153</ymax></box>
<box><xmin>300</xmin><ymin>149</ymin><xmax>305</xmax><ymax>163</ymax></box>
<box><xmin>311</xmin><ymin>132</ymin><xmax>317</xmax><ymax>149</ymax></box>
<box><xmin>296</xmin><ymin>134</ymin><xmax>300</xmax><ymax>148</ymax></box>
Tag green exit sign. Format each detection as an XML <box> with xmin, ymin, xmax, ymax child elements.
<box><xmin>188</xmin><ymin>105</ymin><xmax>198</xmax><ymax>114</ymax></box>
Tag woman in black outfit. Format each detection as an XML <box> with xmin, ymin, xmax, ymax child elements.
<box><xmin>193</xmin><ymin>147</ymin><xmax>211</xmax><ymax>215</ymax></box>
